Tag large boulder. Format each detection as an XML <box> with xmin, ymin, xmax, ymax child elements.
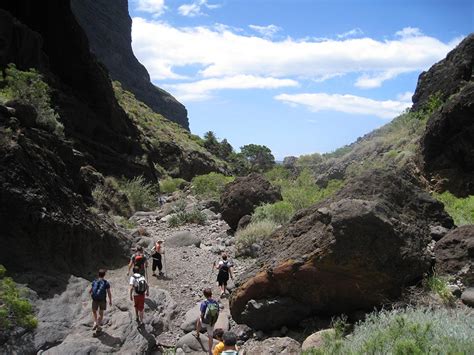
<box><xmin>302</xmin><ymin>329</ymin><xmax>335</xmax><ymax>351</ymax></box>
<box><xmin>435</xmin><ymin>225</ymin><xmax>474</xmax><ymax>285</ymax></box>
<box><xmin>220</xmin><ymin>173</ymin><xmax>282</xmax><ymax>230</ymax></box>
<box><xmin>230</xmin><ymin>170</ymin><xmax>453</xmax><ymax>330</ymax></box>
<box><xmin>166</xmin><ymin>231</ymin><xmax>202</xmax><ymax>248</ymax></box>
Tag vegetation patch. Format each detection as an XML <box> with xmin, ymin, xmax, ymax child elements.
<box><xmin>0</xmin><ymin>265</ymin><xmax>38</xmax><ymax>330</ymax></box>
<box><xmin>252</xmin><ymin>201</ymin><xmax>295</xmax><ymax>225</ymax></box>
<box><xmin>118</xmin><ymin>176</ymin><xmax>158</xmax><ymax>213</ymax></box>
<box><xmin>160</xmin><ymin>177</ymin><xmax>186</xmax><ymax>194</ymax></box>
<box><xmin>0</xmin><ymin>64</ymin><xmax>64</xmax><ymax>136</ymax></box>
<box><xmin>191</xmin><ymin>172</ymin><xmax>234</xmax><ymax>199</ymax></box>
<box><xmin>434</xmin><ymin>191</ymin><xmax>474</xmax><ymax>226</ymax></box>
<box><xmin>168</xmin><ymin>209</ymin><xmax>207</xmax><ymax>227</ymax></box>
<box><xmin>235</xmin><ymin>220</ymin><xmax>278</xmax><ymax>256</ymax></box>
<box><xmin>423</xmin><ymin>272</ymin><xmax>456</xmax><ymax>305</ymax></box>
<box><xmin>304</xmin><ymin>307</ymin><xmax>474</xmax><ymax>354</ymax></box>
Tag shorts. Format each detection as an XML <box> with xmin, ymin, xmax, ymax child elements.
<box><xmin>217</xmin><ymin>272</ymin><xmax>229</xmax><ymax>286</ymax></box>
<box><xmin>134</xmin><ymin>293</ymin><xmax>145</xmax><ymax>311</ymax></box>
<box><xmin>92</xmin><ymin>299</ymin><xmax>107</xmax><ymax>311</ymax></box>
<box><xmin>199</xmin><ymin>318</ymin><xmax>214</xmax><ymax>337</ymax></box>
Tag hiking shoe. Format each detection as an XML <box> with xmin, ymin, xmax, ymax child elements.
<box><xmin>159</xmin><ymin>271</ymin><xmax>164</xmax><ymax>276</ymax></box>
<box><xmin>152</xmin><ymin>273</ymin><xmax>156</xmax><ymax>276</ymax></box>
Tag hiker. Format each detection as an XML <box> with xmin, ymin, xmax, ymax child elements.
<box><xmin>89</xmin><ymin>269</ymin><xmax>112</xmax><ymax>333</ymax></box>
<box><xmin>214</xmin><ymin>253</ymin><xmax>234</xmax><ymax>296</ymax></box>
<box><xmin>129</xmin><ymin>265</ymin><xmax>149</xmax><ymax>325</ymax></box>
<box><xmin>151</xmin><ymin>239</ymin><xmax>164</xmax><ymax>277</ymax></box>
<box><xmin>196</xmin><ymin>288</ymin><xmax>220</xmax><ymax>355</ymax></box>
<box><xmin>127</xmin><ymin>245</ymin><xmax>148</xmax><ymax>276</ymax></box>
<box><xmin>212</xmin><ymin>328</ymin><xmax>225</xmax><ymax>355</ymax></box>
<box><xmin>220</xmin><ymin>331</ymin><xmax>238</xmax><ymax>355</ymax></box>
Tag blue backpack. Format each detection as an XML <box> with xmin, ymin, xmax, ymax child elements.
<box><xmin>91</xmin><ymin>279</ymin><xmax>108</xmax><ymax>301</ymax></box>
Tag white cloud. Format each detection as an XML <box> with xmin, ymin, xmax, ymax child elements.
<box><xmin>135</xmin><ymin>0</ymin><xmax>166</xmax><ymax>17</ymax></box>
<box><xmin>167</xmin><ymin>75</ymin><xmax>299</xmax><ymax>101</ymax></box>
<box><xmin>249</xmin><ymin>24</ymin><xmax>282</xmax><ymax>38</ymax></box>
<box><xmin>132</xmin><ymin>18</ymin><xmax>459</xmax><ymax>88</ymax></box>
<box><xmin>178</xmin><ymin>0</ymin><xmax>220</xmax><ymax>17</ymax></box>
<box><xmin>337</xmin><ymin>28</ymin><xmax>364</xmax><ymax>39</ymax></box>
<box><xmin>397</xmin><ymin>91</ymin><xmax>413</xmax><ymax>102</ymax></box>
<box><xmin>396</xmin><ymin>27</ymin><xmax>423</xmax><ymax>38</ymax></box>
<box><xmin>275</xmin><ymin>93</ymin><xmax>411</xmax><ymax>119</ymax></box>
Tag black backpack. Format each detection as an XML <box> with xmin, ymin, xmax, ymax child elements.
<box><xmin>134</xmin><ymin>275</ymin><xmax>147</xmax><ymax>294</ymax></box>
<box><xmin>220</xmin><ymin>261</ymin><xmax>229</xmax><ymax>273</ymax></box>
<box><xmin>91</xmin><ymin>279</ymin><xmax>107</xmax><ymax>301</ymax></box>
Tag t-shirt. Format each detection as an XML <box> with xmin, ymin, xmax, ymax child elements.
<box><xmin>91</xmin><ymin>279</ymin><xmax>110</xmax><ymax>301</ymax></box>
<box><xmin>200</xmin><ymin>298</ymin><xmax>218</xmax><ymax>317</ymax></box>
<box><xmin>221</xmin><ymin>351</ymin><xmax>238</xmax><ymax>355</ymax></box>
<box><xmin>213</xmin><ymin>342</ymin><xmax>225</xmax><ymax>355</ymax></box>
<box><xmin>218</xmin><ymin>260</ymin><xmax>233</xmax><ymax>273</ymax></box>
<box><xmin>129</xmin><ymin>274</ymin><xmax>146</xmax><ymax>295</ymax></box>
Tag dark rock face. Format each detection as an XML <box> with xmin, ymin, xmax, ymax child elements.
<box><xmin>230</xmin><ymin>170</ymin><xmax>453</xmax><ymax>330</ymax></box>
<box><xmin>435</xmin><ymin>225</ymin><xmax>474</xmax><ymax>285</ymax></box>
<box><xmin>418</xmin><ymin>81</ymin><xmax>474</xmax><ymax>196</ymax></box>
<box><xmin>0</xmin><ymin>2</ymin><xmax>154</xmax><ymax>180</ymax></box>
<box><xmin>0</xmin><ymin>112</ymin><xmax>129</xmax><ymax>275</ymax></box>
<box><xmin>71</xmin><ymin>0</ymin><xmax>189</xmax><ymax>129</ymax></box>
<box><xmin>412</xmin><ymin>34</ymin><xmax>474</xmax><ymax>111</ymax></box>
<box><xmin>220</xmin><ymin>174</ymin><xmax>282</xmax><ymax>230</ymax></box>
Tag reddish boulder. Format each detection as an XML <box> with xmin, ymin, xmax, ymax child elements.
<box><xmin>220</xmin><ymin>173</ymin><xmax>282</xmax><ymax>230</ymax></box>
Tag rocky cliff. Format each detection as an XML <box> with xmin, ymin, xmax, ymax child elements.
<box><xmin>71</xmin><ymin>0</ymin><xmax>189</xmax><ymax>130</ymax></box>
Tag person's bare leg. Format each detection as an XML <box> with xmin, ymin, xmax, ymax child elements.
<box><xmin>207</xmin><ymin>334</ymin><xmax>213</xmax><ymax>355</ymax></box>
<box><xmin>98</xmin><ymin>309</ymin><xmax>104</xmax><ymax>328</ymax></box>
<box><xmin>92</xmin><ymin>309</ymin><xmax>98</xmax><ymax>328</ymax></box>
<box><xmin>195</xmin><ymin>319</ymin><xmax>201</xmax><ymax>337</ymax></box>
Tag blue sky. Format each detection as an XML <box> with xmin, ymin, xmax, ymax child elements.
<box><xmin>128</xmin><ymin>0</ymin><xmax>472</xmax><ymax>160</ymax></box>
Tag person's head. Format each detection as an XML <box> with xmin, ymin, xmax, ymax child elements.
<box><xmin>157</xmin><ymin>240</ymin><xmax>163</xmax><ymax>244</ymax></box>
<box><xmin>133</xmin><ymin>266</ymin><xmax>140</xmax><ymax>274</ymax></box>
<box><xmin>136</xmin><ymin>245</ymin><xmax>143</xmax><ymax>253</ymax></box>
<box><xmin>222</xmin><ymin>253</ymin><xmax>228</xmax><ymax>261</ymax></box>
<box><xmin>98</xmin><ymin>269</ymin><xmax>106</xmax><ymax>278</ymax></box>
<box><xmin>203</xmin><ymin>287</ymin><xmax>212</xmax><ymax>298</ymax></box>
<box><xmin>223</xmin><ymin>331</ymin><xmax>237</xmax><ymax>348</ymax></box>
<box><xmin>213</xmin><ymin>328</ymin><xmax>224</xmax><ymax>341</ymax></box>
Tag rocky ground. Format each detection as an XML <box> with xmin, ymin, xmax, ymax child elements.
<box><xmin>3</xmin><ymin>198</ymin><xmax>256</xmax><ymax>354</ymax></box>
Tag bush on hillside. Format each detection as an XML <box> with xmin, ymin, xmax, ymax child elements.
<box><xmin>252</xmin><ymin>201</ymin><xmax>295</xmax><ymax>225</ymax></box>
<box><xmin>0</xmin><ymin>265</ymin><xmax>38</xmax><ymax>330</ymax></box>
<box><xmin>235</xmin><ymin>220</ymin><xmax>278</xmax><ymax>257</ymax></box>
<box><xmin>0</xmin><ymin>64</ymin><xmax>64</xmax><ymax>136</ymax></box>
<box><xmin>168</xmin><ymin>208</ymin><xmax>207</xmax><ymax>227</ymax></box>
<box><xmin>119</xmin><ymin>176</ymin><xmax>158</xmax><ymax>212</ymax></box>
<box><xmin>304</xmin><ymin>307</ymin><xmax>474</xmax><ymax>355</ymax></box>
<box><xmin>434</xmin><ymin>191</ymin><xmax>474</xmax><ymax>226</ymax></box>
<box><xmin>160</xmin><ymin>177</ymin><xmax>186</xmax><ymax>194</ymax></box>
<box><xmin>191</xmin><ymin>172</ymin><xmax>234</xmax><ymax>199</ymax></box>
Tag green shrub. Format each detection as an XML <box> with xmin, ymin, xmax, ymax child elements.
<box><xmin>167</xmin><ymin>208</ymin><xmax>207</xmax><ymax>227</ymax></box>
<box><xmin>252</xmin><ymin>201</ymin><xmax>295</xmax><ymax>225</ymax></box>
<box><xmin>265</xmin><ymin>165</ymin><xmax>292</xmax><ymax>183</ymax></box>
<box><xmin>0</xmin><ymin>64</ymin><xmax>64</xmax><ymax>136</ymax></box>
<box><xmin>160</xmin><ymin>177</ymin><xmax>186</xmax><ymax>194</ymax></box>
<box><xmin>304</xmin><ymin>308</ymin><xmax>474</xmax><ymax>355</ymax></box>
<box><xmin>0</xmin><ymin>265</ymin><xmax>38</xmax><ymax>330</ymax></box>
<box><xmin>434</xmin><ymin>191</ymin><xmax>474</xmax><ymax>226</ymax></box>
<box><xmin>424</xmin><ymin>273</ymin><xmax>456</xmax><ymax>305</ymax></box>
<box><xmin>119</xmin><ymin>176</ymin><xmax>158</xmax><ymax>212</ymax></box>
<box><xmin>112</xmin><ymin>215</ymin><xmax>137</xmax><ymax>229</ymax></box>
<box><xmin>191</xmin><ymin>172</ymin><xmax>234</xmax><ymax>199</ymax></box>
<box><xmin>235</xmin><ymin>220</ymin><xmax>278</xmax><ymax>256</ymax></box>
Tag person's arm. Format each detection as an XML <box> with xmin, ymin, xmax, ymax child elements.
<box><xmin>107</xmin><ymin>288</ymin><xmax>112</xmax><ymax>306</ymax></box>
<box><xmin>127</xmin><ymin>256</ymin><xmax>134</xmax><ymax>275</ymax></box>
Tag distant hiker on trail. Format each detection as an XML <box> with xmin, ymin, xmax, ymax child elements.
<box><xmin>196</xmin><ymin>288</ymin><xmax>220</xmax><ymax>355</ymax></box>
<box><xmin>212</xmin><ymin>328</ymin><xmax>225</xmax><ymax>355</ymax></box>
<box><xmin>127</xmin><ymin>245</ymin><xmax>148</xmax><ymax>276</ymax></box>
<box><xmin>214</xmin><ymin>253</ymin><xmax>234</xmax><ymax>297</ymax></box>
<box><xmin>129</xmin><ymin>265</ymin><xmax>149</xmax><ymax>325</ymax></box>
<box><xmin>151</xmin><ymin>239</ymin><xmax>164</xmax><ymax>277</ymax></box>
<box><xmin>89</xmin><ymin>269</ymin><xmax>112</xmax><ymax>333</ymax></box>
<box><xmin>220</xmin><ymin>331</ymin><xmax>238</xmax><ymax>355</ymax></box>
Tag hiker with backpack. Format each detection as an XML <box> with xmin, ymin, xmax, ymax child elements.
<box><xmin>196</xmin><ymin>288</ymin><xmax>220</xmax><ymax>355</ymax></box>
<box><xmin>127</xmin><ymin>245</ymin><xmax>148</xmax><ymax>277</ymax></box>
<box><xmin>150</xmin><ymin>239</ymin><xmax>164</xmax><ymax>277</ymax></box>
<box><xmin>220</xmin><ymin>331</ymin><xmax>238</xmax><ymax>355</ymax></box>
<box><xmin>89</xmin><ymin>269</ymin><xmax>112</xmax><ymax>333</ymax></box>
<box><xmin>129</xmin><ymin>265</ymin><xmax>149</xmax><ymax>325</ymax></box>
<box><xmin>214</xmin><ymin>253</ymin><xmax>234</xmax><ymax>297</ymax></box>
